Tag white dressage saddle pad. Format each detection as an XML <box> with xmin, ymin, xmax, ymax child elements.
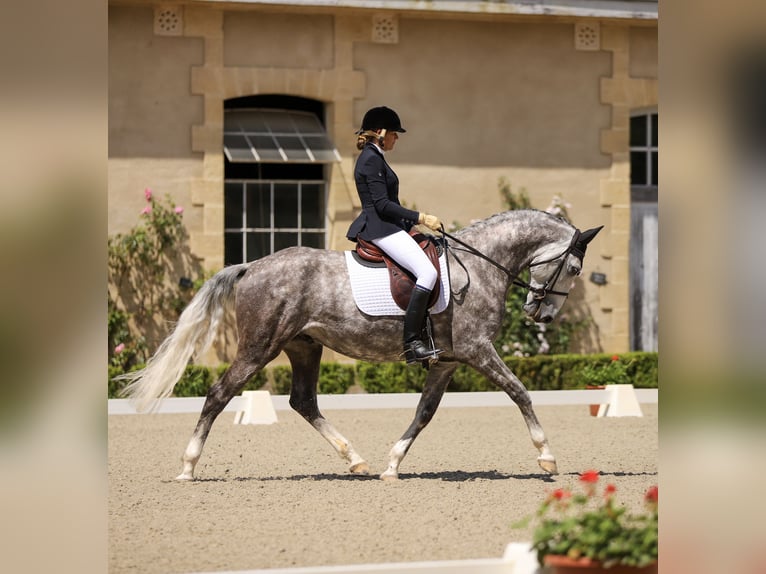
<box><xmin>344</xmin><ymin>250</ymin><xmax>451</xmax><ymax>316</ymax></box>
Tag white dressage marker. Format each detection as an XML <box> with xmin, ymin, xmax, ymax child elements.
<box><xmin>597</xmin><ymin>384</ymin><xmax>644</xmax><ymax>417</ymax></box>
<box><xmin>233</xmin><ymin>390</ymin><xmax>278</xmax><ymax>425</ymax></box>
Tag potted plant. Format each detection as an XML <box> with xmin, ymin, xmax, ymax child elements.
<box><xmin>515</xmin><ymin>470</ymin><xmax>658</xmax><ymax>573</ymax></box>
<box><xmin>580</xmin><ymin>355</ymin><xmax>630</xmax><ymax>416</ymax></box>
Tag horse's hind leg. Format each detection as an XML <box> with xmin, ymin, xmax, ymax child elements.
<box><xmin>381</xmin><ymin>362</ymin><xmax>457</xmax><ymax>481</ymax></box>
<box><xmin>469</xmin><ymin>349</ymin><xmax>558</xmax><ymax>475</ymax></box>
<box><xmin>177</xmin><ymin>358</ymin><xmax>263</xmax><ymax>480</ymax></box>
<box><xmin>285</xmin><ymin>337</ymin><xmax>369</xmax><ymax>475</ymax></box>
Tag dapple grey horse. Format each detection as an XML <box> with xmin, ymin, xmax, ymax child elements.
<box><xmin>120</xmin><ymin>209</ymin><xmax>601</xmax><ymax>481</ymax></box>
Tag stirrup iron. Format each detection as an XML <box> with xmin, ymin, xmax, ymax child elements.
<box><xmin>402</xmin><ymin>316</ymin><xmax>442</xmax><ymax>366</ymax></box>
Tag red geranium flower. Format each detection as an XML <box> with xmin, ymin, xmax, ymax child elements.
<box><xmin>604</xmin><ymin>483</ymin><xmax>617</xmax><ymax>498</ymax></box>
<box><xmin>579</xmin><ymin>470</ymin><xmax>600</xmax><ymax>484</ymax></box>
<box><xmin>645</xmin><ymin>485</ymin><xmax>658</xmax><ymax>504</ymax></box>
<box><xmin>611</xmin><ymin>354</ymin><xmax>620</xmax><ymax>361</ymax></box>
<box><xmin>552</xmin><ymin>488</ymin><xmax>571</xmax><ymax>500</ymax></box>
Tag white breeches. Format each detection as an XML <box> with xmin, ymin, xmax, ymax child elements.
<box><xmin>372</xmin><ymin>230</ymin><xmax>438</xmax><ymax>291</ymax></box>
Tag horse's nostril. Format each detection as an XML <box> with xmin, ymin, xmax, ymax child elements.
<box><xmin>541</xmin><ymin>315</ymin><xmax>553</xmax><ymax>324</ymax></box>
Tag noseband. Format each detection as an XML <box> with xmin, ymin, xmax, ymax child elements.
<box><xmin>440</xmin><ymin>227</ymin><xmax>582</xmax><ymax>300</ymax></box>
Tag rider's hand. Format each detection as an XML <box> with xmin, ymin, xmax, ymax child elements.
<box><xmin>418</xmin><ymin>213</ymin><xmax>442</xmax><ymax>231</ymax></box>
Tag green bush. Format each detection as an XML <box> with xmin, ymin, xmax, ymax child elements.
<box><xmin>108</xmin><ymin>353</ymin><xmax>657</xmax><ymax>398</ymax></box>
<box><xmin>271</xmin><ymin>366</ymin><xmax>293</xmax><ymax>394</ymax></box>
<box><xmin>107</xmin><ymin>363</ymin><xmax>267</xmax><ymax>398</ymax></box>
<box><xmin>271</xmin><ymin>363</ymin><xmax>356</xmax><ymax>395</ymax></box>
<box><xmin>108</xmin><ymin>365</ymin><xmax>129</xmax><ymax>398</ymax></box>
<box><xmin>449</xmin><ymin>365</ymin><xmax>494</xmax><ymax>392</ymax></box>
<box><xmin>317</xmin><ymin>363</ymin><xmax>356</xmax><ymax>394</ymax></box>
<box><xmin>355</xmin><ymin>352</ymin><xmax>657</xmax><ymax>393</ymax></box>
<box><xmin>355</xmin><ymin>361</ymin><xmax>428</xmax><ymax>393</ymax></box>
<box><xmin>501</xmin><ymin>352</ymin><xmax>657</xmax><ymax>390</ymax></box>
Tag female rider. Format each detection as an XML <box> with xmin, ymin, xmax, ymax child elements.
<box><xmin>346</xmin><ymin>106</ymin><xmax>442</xmax><ymax>364</ymax></box>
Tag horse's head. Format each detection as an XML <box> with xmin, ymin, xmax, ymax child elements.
<box><xmin>522</xmin><ymin>226</ymin><xmax>603</xmax><ymax>323</ymax></box>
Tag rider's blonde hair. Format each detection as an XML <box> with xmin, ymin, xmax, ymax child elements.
<box><xmin>356</xmin><ymin>129</ymin><xmax>385</xmax><ymax>150</ymax></box>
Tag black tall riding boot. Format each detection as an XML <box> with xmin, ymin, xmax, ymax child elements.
<box><xmin>403</xmin><ymin>285</ymin><xmax>439</xmax><ymax>364</ymax></box>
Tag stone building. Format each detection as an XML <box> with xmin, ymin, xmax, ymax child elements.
<box><xmin>108</xmin><ymin>0</ymin><xmax>658</xmax><ymax>359</ymax></box>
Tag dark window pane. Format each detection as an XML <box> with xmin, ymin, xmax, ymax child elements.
<box><xmin>278</xmin><ymin>136</ymin><xmax>310</xmax><ymax>161</ymax></box>
<box><xmin>224</xmin><ymin>182</ymin><xmax>244</xmax><ymax>229</ymax></box>
<box><xmin>226</xmin><ymin>110</ymin><xmax>268</xmax><ymax>132</ymax></box>
<box><xmin>251</xmin><ymin>135</ymin><xmax>283</xmax><ymax>161</ymax></box>
<box><xmin>264</xmin><ymin>112</ymin><xmax>295</xmax><ymax>132</ymax></box>
<box><xmin>301</xmin><ymin>232</ymin><xmax>325</xmax><ymax>249</ymax></box>
<box><xmin>274</xmin><ymin>183</ymin><xmax>298</xmax><ymax>228</ymax></box>
<box><xmin>631</xmin><ymin>151</ymin><xmax>647</xmax><ymax>185</ymax></box>
<box><xmin>224</xmin><ymin>232</ymin><xmax>243</xmax><ymax>265</ymax></box>
<box><xmin>304</xmin><ymin>135</ymin><xmax>338</xmax><ymax>162</ymax></box>
<box><xmin>651</xmin><ymin>114</ymin><xmax>658</xmax><ymax>147</ymax></box>
<box><xmin>290</xmin><ymin>112</ymin><xmax>322</xmax><ymax>132</ymax></box>
<box><xmin>274</xmin><ymin>232</ymin><xmax>298</xmax><ymax>252</ymax></box>
<box><xmin>630</xmin><ymin>116</ymin><xmax>647</xmax><ymax>147</ymax></box>
<box><xmin>246</xmin><ymin>183</ymin><xmax>271</xmax><ymax>228</ymax></box>
<box><xmin>651</xmin><ymin>151</ymin><xmax>658</xmax><ymax>186</ymax></box>
<box><xmin>246</xmin><ymin>232</ymin><xmax>271</xmax><ymax>261</ymax></box>
<box><xmin>301</xmin><ymin>183</ymin><xmax>325</xmax><ymax>228</ymax></box>
<box><xmin>224</xmin><ymin>134</ymin><xmax>255</xmax><ymax>161</ymax></box>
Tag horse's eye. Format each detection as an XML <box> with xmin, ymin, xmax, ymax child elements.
<box><xmin>567</xmin><ymin>264</ymin><xmax>581</xmax><ymax>276</ymax></box>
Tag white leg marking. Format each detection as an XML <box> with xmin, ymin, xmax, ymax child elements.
<box><xmin>380</xmin><ymin>438</ymin><xmax>412</xmax><ymax>481</ymax></box>
<box><xmin>312</xmin><ymin>418</ymin><xmax>369</xmax><ymax>474</ymax></box>
<box><xmin>176</xmin><ymin>436</ymin><xmax>202</xmax><ymax>480</ymax></box>
<box><xmin>526</xmin><ymin>421</ymin><xmax>558</xmax><ymax>474</ymax></box>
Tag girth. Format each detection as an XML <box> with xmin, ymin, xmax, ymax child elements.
<box><xmin>354</xmin><ymin>230</ymin><xmax>442</xmax><ymax>311</ymax></box>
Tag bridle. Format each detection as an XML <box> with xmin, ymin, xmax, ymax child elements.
<box><xmin>439</xmin><ymin>226</ymin><xmax>582</xmax><ymax>301</ymax></box>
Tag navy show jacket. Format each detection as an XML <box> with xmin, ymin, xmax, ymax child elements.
<box><xmin>346</xmin><ymin>143</ymin><xmax>420</xmax><ymax>242</ymax></box>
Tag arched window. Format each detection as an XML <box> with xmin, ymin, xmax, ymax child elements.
<box><xmin>223</xmin><ymin>95</ymin><xmax>340</xmax><ymax>264</ymax></box>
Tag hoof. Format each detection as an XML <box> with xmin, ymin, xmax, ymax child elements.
<box><xmin>349</xmin><ymin>461</ymin><xmax>370</xmax><ymax>475</ymax></box>
<box><xmin>537</xmin><ymin>455</ymin><xmax>559</xmax><ymax>475</ymax></box>
<box><xmin>379</xmin><ymin>470</ymin><xmax>399</xmax><ymax>482</ymax></box>
<box><xmin>175</xmin><ymin>472</ymin><xmax>194</xmax><ymax>481</ymax></box>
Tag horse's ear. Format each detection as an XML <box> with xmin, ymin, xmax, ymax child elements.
<box><xmin>572</xmin><ymin>225</ymin><xmax>603</xmax><ymax>259</ymax></box>
<box><xmin>579</xmin><ymin>225</ymin><xmax>604</xmax><ymax>246</ymax></box>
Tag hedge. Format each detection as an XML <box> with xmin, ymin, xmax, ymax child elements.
<box><xmin>270</xmin><ymin>363</ymin><xmax>356</xmax><ymax>395</ymax></box>
<box><xmin>108</xmin><ymin>352</ymin><xmax>657</xmax><ymax>398</ymax></box>
<box><xmin>108</xmin><ymin>363</ymin><xmax>266</xmax><ymax>399</ymax></box>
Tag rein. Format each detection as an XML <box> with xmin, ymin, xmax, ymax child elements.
<box><xmin>439</xmin><ymin>226</ymin><xmax>581</xmax><ymax>300</ymax></box>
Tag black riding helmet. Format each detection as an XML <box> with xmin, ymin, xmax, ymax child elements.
<box><xmin>356</xmin><ymin>106</ymin><xmax>407</xmax><ymax>134</ymax></box>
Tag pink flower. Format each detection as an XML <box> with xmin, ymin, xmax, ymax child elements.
<box><xmin>144</xmin><ymin>188</ymin><xmax>153</xmax><ymax>201</ymax></box>
<box><xmin>141</xmin><ymin>205</ymin><xmax>152</xmax><ymax>215</ymax></box>
<box><xmin>114</xmin><ymin>343</ymin><xmax>126</xmax><ymax>354</ymax></box>
<box><xmin>174</xmin><ymin>206</ymin><xmax>184</xmax><ymax>214</ymax></box>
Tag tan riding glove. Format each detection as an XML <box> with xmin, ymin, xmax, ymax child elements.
<box><xmin>418</xmin><ymin>213</ymin><xmax>442</xmax><ymax>231</ymax></box>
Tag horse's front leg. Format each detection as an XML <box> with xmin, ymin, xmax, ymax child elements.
<box><xmin>470</xmin><ymin>349</ymin><xmax>558</xmax><ymax>475</ymax></box>
<box><xmin>381</xmin><ymin>363</ymin><xmax>457</xmax><ymax>481</ymax></box>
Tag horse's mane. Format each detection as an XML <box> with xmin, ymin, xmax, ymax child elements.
<box><xmin>458</xmin><ymin>208</ymin><xmax>575</xmax><ymax>236</ymax></box>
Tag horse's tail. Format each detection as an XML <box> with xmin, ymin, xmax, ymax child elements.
<box><xmin>117</xmin><ymin>263</ymin><xmax>251</xmax><ymax>413</ymax></box>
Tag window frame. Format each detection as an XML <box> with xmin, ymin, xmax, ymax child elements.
<box><xmin>223</xmin><ymin>178</ymin><xmax>328</xmax><ymax>264</ymax></box>
<box><xmin>629</xmin><ymin>109</ymin><xmax>658</xmax><ymax>203</ymax></box>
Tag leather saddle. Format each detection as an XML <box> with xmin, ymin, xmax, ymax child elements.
<box><xmin>354</xmin><ymin>230</ymin><xmax>442</xmax><ymax>311</ymax></box>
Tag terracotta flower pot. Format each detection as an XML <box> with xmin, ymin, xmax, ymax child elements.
<box><xmin>544</xmin><ymin>555</ymin><xmax>658</xmax><ymax>573</ymax></box>
<box><xmin>586</xmin><ymin>385</ymin><xmax>606</xmax><ymax>416</ymax></box>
